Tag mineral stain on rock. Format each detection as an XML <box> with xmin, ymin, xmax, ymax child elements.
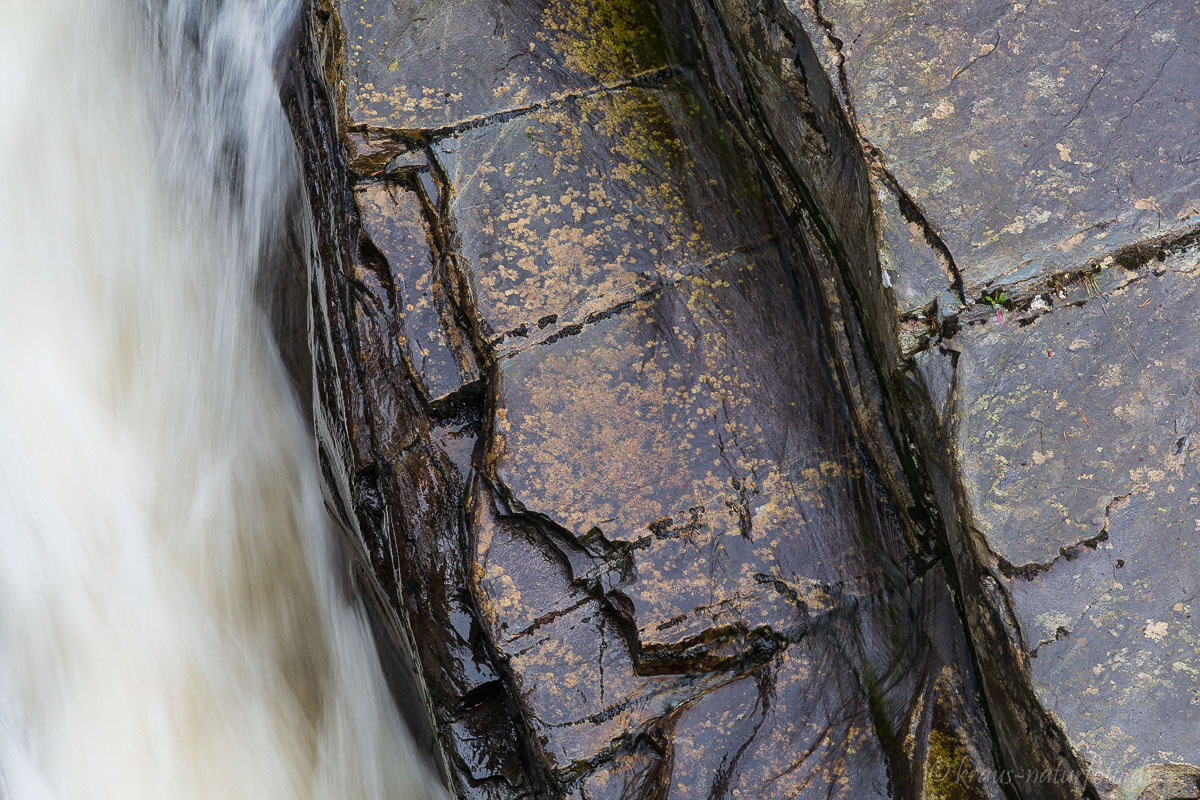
<box><xmin>338</xmin><ymin>0</ymin><xmax>677</xmax><ymax>133</ymax></box>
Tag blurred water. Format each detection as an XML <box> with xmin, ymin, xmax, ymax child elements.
<box><xmin>0</xmin><ymin>1</ymin><xmax>445</xmax><ymax>797</ymax></box>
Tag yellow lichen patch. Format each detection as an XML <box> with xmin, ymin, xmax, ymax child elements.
<box><xmin>339</xmin><ymin>0</ymin><xmax>675</xmax><ymax>131</ymax></box>
<box><xmin>491</xmin><ymin>247</ymin><xmax>883</xmax><ymax>658</ymax></box>
<box><xmin>539</xmin><ymin>0</ymin><xmax>669</xmax><ymax>83</ymax></box>
<box><xmin>441</xmin><ymin>81</ymin><xmax>764</xmax><ymax>348</ymax></box>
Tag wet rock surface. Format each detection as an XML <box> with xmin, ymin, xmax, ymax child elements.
<box><xmin>278</xmin><ymin>0</ymin><xmax>1018</xmax><ymax>797</ymax></box>
<box><xmin>957</xmin><ymin>251</ymin><xmax>1200</xmax><ymax>796</ymax></box>
<box><xmin>339</xmin><ymin>0</ymin><xmax>673</xmax><ymax>132</ymax></box>
<box><xmin>810</xmin><ymin>0</ymin><xmax>1200</xmax><ymax>297</ymax></box>
<box><xmin>281</xmin><ymin>0</ymin><xmax>1200</xmax><ymax>797</ymax></box>
<box><xmin>768</xmin><ymin>0</ymin><xmax>1200</xmax><ymax>796</ymax></box>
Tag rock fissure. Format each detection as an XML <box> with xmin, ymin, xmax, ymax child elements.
<box><xmin>423</xmin><ymin>148</ymin><xmax>493</xmax><ymax>377</ymax></box>
<box><xmin>344</xmin><ymin>64</ymin><xmax>685</xmax><ymax>143</ymax></box>
<box><xmin>806</xmin><ymin>0</ymin><xmax>969</xmax><ymax>313</ymax></box>
<box><xmin>991</xmin><ymin>528</ymin><xmax>1112</xmax><ymax>583</ymax></box>
<box><xmin>476</xmin><ymin>482</ymin><xmax>804</xmax><ymax>681</ymax></box>
<box><xmin>921</xmin><ymin>227</ymin><xmax>1200</xmax><ymax>349</ymax></box>
<box><xmin>877</xmin><ymin>166</ymin><xmax>968</xmax><ymax>306</ymax></box>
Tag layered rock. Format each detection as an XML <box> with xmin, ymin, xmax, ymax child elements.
<box><xmin>714</xmin><ymin>1</ymin><xmax>1200</xmax><ymax>797</ymax></box>
<box><xmin>278</xmin><ymin>0</ymin><xmax>1021</xmax><ymax>797</ymax></box>
<box><xmin>281</xmin><ymin>0</ymin><xmax>1199</xmax><ymax>797</ymax></box>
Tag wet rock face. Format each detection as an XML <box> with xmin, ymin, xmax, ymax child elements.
<box><xmin>746</xmin><ymin>0</ymin><xmax>1200</xmax><ymax>797</ymax></box>
<box><xmin>814</xmin><ymin>0</ymin><xmax>1200</xmax><ymax>296</ymax></box>
<box><xmin>957</xmin><ymin>253</ymin><xmax>1200</xmax><ymax>797</ymax></box>
<box><xmin>280</xmin><ymin>0</ymin><xmax>1018</xmax><ymax>797</ymax></box>
<box><xmin>340</xmin><ymin>0</ymin><xmax>671</xmax><ymax>131</ymax></box>
<box><xmin>285</xmin><ymin>0</ymin><xmax>1200</xmax><ymax>795</ymax></box>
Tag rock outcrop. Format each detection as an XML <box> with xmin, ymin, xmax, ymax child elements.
<box><xmin>278</xmin><ymin>0</ymin><xmax>1200</xmax><ymax>798</ymax></box>
<box><xmin>712</xmin><ymin>1</ymin><xmax>1200</xmax><ymax>797</ymax></box>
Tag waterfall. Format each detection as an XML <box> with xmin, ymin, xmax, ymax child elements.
<box><xmin>0</xmin><ymin>1</ymin><xmax>446</xmax><ymax>797</ymax></box>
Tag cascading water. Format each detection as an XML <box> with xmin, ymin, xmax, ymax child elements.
<box><xmin>0</xmin><ymin>1</ymin><xmax>446</xmax><ymax>797</ymax></box>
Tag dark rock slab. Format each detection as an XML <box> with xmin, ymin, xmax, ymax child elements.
<box><xmin>338</xmin><ymin>0</ymin><xmax>675</xmax><ymax>132</ymax></box>
<box><xmin>646</xmin><ymin>642</ymin><xmax>892</xmax><ymax>800</ymax></box>
<box><xmin>439</xmin><ymin>58</ymin><xmax>1003</xmax><ymax>797</ymax></box>
<box><xmin>450</xmin><ymin>75</ymin><xmax>923</xmax><ymax>786</ymax></box>
<box><xmin>489</xmin><ymin>265</ymin><xmax>893</xmax><ymax>661</ymax></box>
<box><xmin>433</xmin><ymin>80</ymin><xmax>766</xmax><ymax>357</ymax></box>
<box><xmin>470</xmin><ymin>483</ymin><xmax>739</xmax><ymax>776</ymax></box>
<box><xmin>294</xmin><ymin>0</ymin><xmax>1024</xmax><ymax>795</ymax></box>
<box><xmin>285</xmin><ymin>6</ymin><xmax>543</xmax><ymax>797</ymax></box>
<box><xmin>354</xmin><ymin>182</ymin><xmax>479</xmax><ymax>403</ymax></box>
<box><xmin>685</xmin><ymin>0</ymin><xmax>939</xmax><ymax>518</ymax></box>
<box><xmin>689</xmin><ymin>0</ymin><xmax>1200</xmax><ymax>796</ymax></box>
<box><xmin>872</xmin><ymin>169</ymin><xmax>956</xmax><ymax>317</ymax></box>
<box><xmin>955</xmin><ymin>250</ymin><xmax>1200</xmax><ymax>795</ymax></box>
<box><xmin>807</xmin><ymin>0</ymin><xmax>1200</xmax><ymax>295</ymax></box>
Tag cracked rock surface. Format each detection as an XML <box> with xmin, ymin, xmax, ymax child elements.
<box><xmin>958</xmin><ymin>252</ymin><xmax>1200</xmax><ymax>796</ymax></box>
<box><xmin>766</xmin><ymin>0</ymin><xmax>1200</xmax><ymax>796</ymax></box>
<box><xmin>809</xmin><ymin>0</ymin><xmax>1200</xmax><ymax>300</ymax></box>
<box><xmin>279</xmin><ymin>0</ymin><xmax>1021</xmax><ymax>797</ymax></box>
<box><xmin>281</xmin><ymin>0</ymin><xmax>1200</xmax><ymax>796</ymax></box>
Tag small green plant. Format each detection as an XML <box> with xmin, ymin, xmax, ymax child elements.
<box><xmin>981</xmin><ymin>290</ymin><xmax>1008</xmax><ymax>323</ymax></box>
<box><xmin>981</xmin><ymin>290</ymin><xmax>1007</xmax><ymax>308</ymax></box>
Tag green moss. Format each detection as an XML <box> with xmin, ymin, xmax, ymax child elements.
<box><xmin>540</xmin><ymin>0</ymin><xmax>670</xmax><ymax>82</ymax></box>
<box><xmin>924</xmin><ymin>728</ymin><xmax>986</xmax><ymax>800</ymax></box>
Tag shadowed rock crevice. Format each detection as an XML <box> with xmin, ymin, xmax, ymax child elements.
<box><xmin>990</xmin><ymin>527</ymin><xmax>1112</xmax><ymax>583</ymax></box>
<box><xmin>282</xmin><ymin>4</ymin><xmax>555</xmax><ymax>797</ymax></box>
<box><xmin>805</xmin><ymin>0</ymin><xmax>970</xmax><ymax>316</ymax></box>
<box><xmin>944</xmin><ymin>221</ymin><xmax>1200</xmax><ymax>338</ymax></box>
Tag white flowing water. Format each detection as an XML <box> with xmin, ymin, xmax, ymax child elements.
<box><xmin>0</xmin><ymin>1</ymin><xmax>445</xmax><ymax>798</ymax></box>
